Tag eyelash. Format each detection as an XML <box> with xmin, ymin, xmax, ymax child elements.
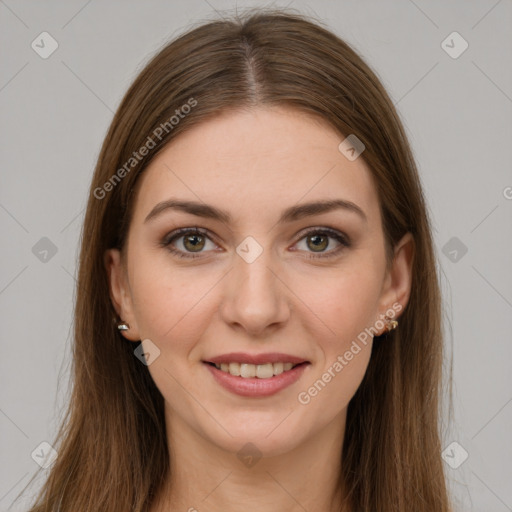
<box><xmin>160</xmin><ymin>227</ymin><xmax>351</xmax><ymax>260</ymax></box>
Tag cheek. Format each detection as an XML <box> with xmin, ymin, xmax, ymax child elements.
<box><xmin>301</xmin><ymin>343</ymin><xmax>372</xmax><ymax>413</ymax></box>
<box><xmin>294</xmin><ymin>259</ymin><xmax>384</xmax><ymax>345</ymax></box>
<box><xmin>294</xmin><ymin>265</ymin><xmax>378</xmax><ymax>411</ymax></box>
<box><xmin>128</xmin><ymin>250</ymin><xmax>218</xmax><ymax>347</ymax></box>
<box><xmin>338</xmin><ymin>268</ymin><xmax>382</xmax><ymax>333</ymax></box>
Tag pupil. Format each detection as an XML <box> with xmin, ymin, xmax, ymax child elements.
<box><xmin>182</xmin><ymin>234</ymin><xmax>328</xmax><ymax>253</ymax></box>
<box><xmin>309</xmin><ymin>234</ymin><xmax>327</xmax><ymax>251</ymax></box>
<box><xmin>185</xmin><ymin>234</ymin><xmax>204</xmax><ymax>251</ymax></box>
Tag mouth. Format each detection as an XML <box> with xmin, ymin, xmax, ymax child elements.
<box><xmin>203</xmin><ymin>361</ymin><xmax>308</xmax><ymax>379</ymax></box>
<box><xmin>202</xmin><ymin>355</ymin><xmax>311</xmax><ymax>397</ymax></box>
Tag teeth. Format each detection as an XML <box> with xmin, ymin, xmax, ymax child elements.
<box><xmin>273</xmin><ymin>362</ymin><xmax>284</xmax><ymax>375</ymax></box>
<box><xmin>256</xmin><ymin>363</ymin><xmax>273</xmax><ymax>379</ymax></box>
<box><xmin>240</xmin><ymin>363</ymin><xmax>256</xmax><ymax>378</ymax></box>
<box><xmin>213</xmin><ymin>361</ymin><xmax>299</xmax><ymax>378</ymax></box>
<box><xmin>229</xmin><ymin>362</ymin><xmax>240</xmax><ymax>376</ymax></box>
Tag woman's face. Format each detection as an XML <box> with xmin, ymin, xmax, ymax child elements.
<box><xmin>107</xmin><ymin>106</ymin><xmax>412</xmax><ymax>457</ymax></box>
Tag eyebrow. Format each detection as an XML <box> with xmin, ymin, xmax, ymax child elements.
<box><xmin>144</xmin><ymin>198</ymin><xmax>367</xmax><ymax>225</ymax></box>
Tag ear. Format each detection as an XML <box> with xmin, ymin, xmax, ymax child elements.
<box><xmin>104</xmin><ymin>248</ymin><xmax>141</xmax><ymax>342</ymax></box>
<box><xmin>377</xmin><ymin>232</ymin><xmax>414</xmax><ymax>327</ymax></box>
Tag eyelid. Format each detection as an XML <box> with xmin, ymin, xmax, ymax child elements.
<box><xmin>160</xmin><ymin>227</ymin><xmax>220</xmax><ymax>257</ymax></box>
<box><xmin>161</xmin><ymin>226</ymin><xmax>214</xmax><ymax>246</ymax></box>
<box><xmin>161</xmin><ymin>225</ymin><xmax>351</xmax><ymax>259</ymax></box>
<box><xmin>295</xmin><ymin>226</ymin><xmax>350</xmax><ymax>245</ymax></box>
<box><xmin>291</xmin><ymin>226</ymin><xmax>351</xmax><ymax>259</ymax></box>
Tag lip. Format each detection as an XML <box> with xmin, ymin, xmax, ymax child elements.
<box><xmin>204</xmin><ymin>352</ymin><xmax>309</xmax><ymax>365</ymax></box>
<box><xmin>203</xmin><ymin>361</ymin><xmax>311</xmax><ymax>397</ymax></box>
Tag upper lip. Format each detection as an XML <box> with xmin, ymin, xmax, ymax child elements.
<box><xmin>204</xmin><ymin>352</ymin><xmax>309</xmax><ymax>365</ymax></box>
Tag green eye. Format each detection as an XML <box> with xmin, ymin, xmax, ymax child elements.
<box><xmin>294</xmin><ymin>228</ymin><xmax>350</xmax><ymax>259</ymax></box>
<box><xmin>162</xmin><ymin>228</ymin><xmax>213</xmax><ymax>259</ymax></box>
<box><xmin>162</xmin><ymin>227</ymin><xmax>350</xmax><ymax>260</ymax></box>
<box><xmin>181</xmin><ymin>232</ymin><xmax>206</xmax><ymax>252</ymax></box>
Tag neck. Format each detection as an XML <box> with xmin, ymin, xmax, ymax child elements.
<box><xmin>151</xmin><ymin>406</ymin><xmax>350</xmax><ymax>512</ymax></box>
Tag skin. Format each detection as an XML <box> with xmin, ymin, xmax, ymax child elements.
<box><xmin>106</xmin><ymin>106</ymin><xmax>413</xmax><ymax>512</ymax></box>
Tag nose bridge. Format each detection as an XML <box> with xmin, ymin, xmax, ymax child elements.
<box><xmin>221</xmin><ymin>240</ymin><xmax>289</xmax><ymax>334</ymax></box>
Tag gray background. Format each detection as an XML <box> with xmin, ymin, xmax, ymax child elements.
<box><xmin>1</xmin><ymin>1</ymin><xmax>511</xmax><ymax>511</ymax></box>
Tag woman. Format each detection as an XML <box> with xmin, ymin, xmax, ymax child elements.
<box><xmin>22</xmin><ymin>8</ymin><xmax>452</xmax><ymax>512</ymax></box>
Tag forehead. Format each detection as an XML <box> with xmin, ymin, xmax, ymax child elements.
<box><xmin>132</xmin><ymin>107</ymin><xmax>380</xmax><ymax>227</ymax></box>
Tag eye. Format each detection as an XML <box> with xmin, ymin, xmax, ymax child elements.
<box><xmin>161</xmin><ymin>226</ymin><xmax>351</xmax><ymax>260</ymax></box>
<box><xmin>293</xmin><ymin>227</ymin><xmax>350</xmax><ymax>259</ymax></box>
<box><xmin>161</xmin><ymin>227</ymin><xmax>218</xmax><ymax>259</ymax></box>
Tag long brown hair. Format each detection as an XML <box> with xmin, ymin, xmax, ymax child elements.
<box><xmin>19</xmin><ymin>8</ymin><xmax>452</xmax><ymax>511</ymax></box>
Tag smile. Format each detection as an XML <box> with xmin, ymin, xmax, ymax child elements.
<box><xmin>203</xmin><ymin>361</ymin><xmax>310</xmax><ymax>397</ymax></box>
<box><xmin>210</xmin><ymin>361</ymin><xmax>300</xmax><ymax>379</ymax></box>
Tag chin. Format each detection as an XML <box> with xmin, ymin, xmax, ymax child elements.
<box><xmin>200</xmin><ymin>411</ymin><xmax>312</xmax><ymax>459</ymax></box>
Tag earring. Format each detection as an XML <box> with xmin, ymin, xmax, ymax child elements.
<box><xmin>382</xmin><ymin>316</ymin><xmax>398</xmax><ymax>333</ymax></box>
<box><xmin>117</xmin><ymin>321</ymin><xmax>130</xmax><ymax>331</ymax></box>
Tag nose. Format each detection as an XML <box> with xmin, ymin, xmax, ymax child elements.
<box><xmin>219</xmin><ymin>247</ymin><xmax>291</xmax><ymax>337</ymax></box>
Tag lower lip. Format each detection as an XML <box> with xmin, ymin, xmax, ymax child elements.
<box><xmin>203</xmin><ymin>362</ymin><xmax>310</xmax><ymax>397</ymax></box>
